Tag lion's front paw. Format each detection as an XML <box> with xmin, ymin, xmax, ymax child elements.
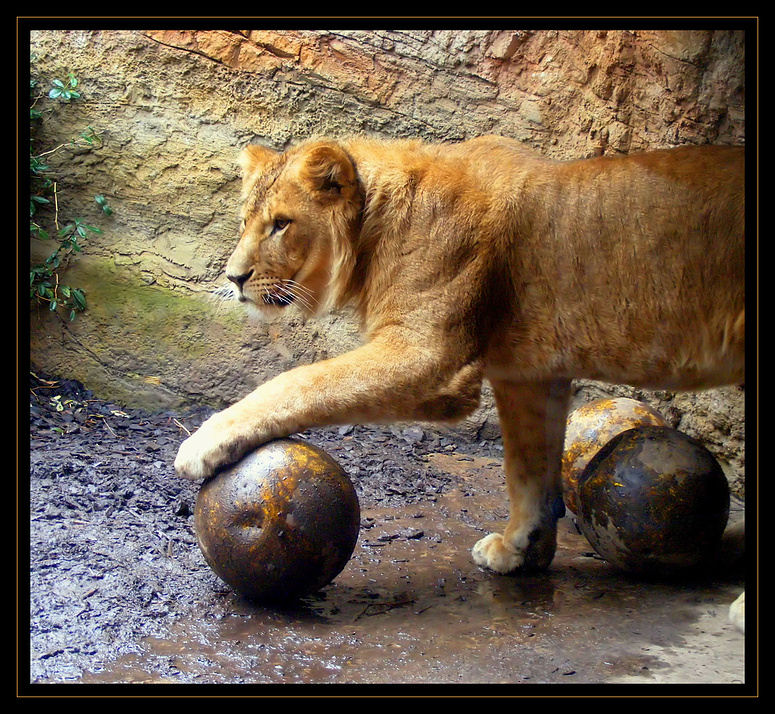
<box><xmin>472</xmin><ymin>533</ymin><xmax>525</xmax><ymax>573</ymax></box>
<box><xmin>174</xmin><ymin>418</ymin><xmax>247</xmax><ymax>481</ymax></box>
<box><xmin>174</xmin><ymin>431</ymin><xmax>223</xmax><ymax>481</ymax></box>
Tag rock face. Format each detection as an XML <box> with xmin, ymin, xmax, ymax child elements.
<box><xmin>28</xmin><ymin>28</ymin><xmax>747</xmax><ymax>493</ymax></box>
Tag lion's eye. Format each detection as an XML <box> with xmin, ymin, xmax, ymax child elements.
<box><xmin>273</xmin><ymin>218</ymin><xmax>291</xmax><ymax>233</ymax></box>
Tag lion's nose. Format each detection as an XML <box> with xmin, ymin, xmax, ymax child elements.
<box><xmin>226</xmin><ymin>269</ymin><xmax>254</xmax><ymax>289</ymax></box>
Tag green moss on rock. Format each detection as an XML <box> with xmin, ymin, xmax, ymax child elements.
<box><xmin>30</xmin><ymin>255</ymin><xmax>253</xmax><ymax>411</ymax></box>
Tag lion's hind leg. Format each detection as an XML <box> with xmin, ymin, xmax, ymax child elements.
<box><xmin>472</xmin><ymin>379</ymin><xmax>571</xmax><ymax>573</ymax></box>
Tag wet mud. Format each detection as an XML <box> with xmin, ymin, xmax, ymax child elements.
<box><xmin>26</xmin><ymin>373</ymin><xmax>748</xmax><ymax>692</ymax></box>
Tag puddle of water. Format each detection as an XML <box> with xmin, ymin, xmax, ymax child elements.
<box><xmin>80</xmin><ymin>453</ymin><xmax>746</xmax><ymax>686</ymax></box>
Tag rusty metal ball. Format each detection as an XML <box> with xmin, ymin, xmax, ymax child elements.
<box><xmin>194</xmin><ymin>438</ymin><xmax>360</xmax><ymax>601</ymax></box>
<box><xmin>576</xmin><ymin>425</ymin><xmax>730</xmax><ymax>576</ymax></box>
<box><xmin>562</xmin><ymin>398</ymin><xmax>668</xmax><ymax>514</ymax></box>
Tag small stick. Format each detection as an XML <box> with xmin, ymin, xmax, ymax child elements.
<box><xmin>172</xmin><ymin>418</ymin><xmax>191</xmax><ymax>436</ymax></box>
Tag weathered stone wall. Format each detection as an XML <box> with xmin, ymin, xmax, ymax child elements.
<box><xmin>28</xmin><ymin>28</ymin><xmax>747</xmax><ymax>493</ymax></box>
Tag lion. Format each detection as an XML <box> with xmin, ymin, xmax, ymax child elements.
<box><xmin>175</xmin><ymin>134</ymin><xmax>746</xmax><ymax>631</ymax></box>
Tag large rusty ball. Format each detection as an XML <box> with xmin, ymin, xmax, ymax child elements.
<box><xmin>194</xmin><ymin>438</ymin><xmax>360</xmax><ymax>601</ymax></box>
<box><xmin>562</xmin><ymin>397</ymin><xmax>668</xmax><ymax>514</ymax></box>
<box><xmin>576</xmin><ymin>425</ymin><xmax>730</xmax><ymax>576</ymax></box>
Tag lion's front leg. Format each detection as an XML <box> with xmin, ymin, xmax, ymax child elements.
<box><xmin>173</xmin><ymin>374</ymin><xmax>303</xmax><ymax>481</ymax></box>
<box><xmin>175</xmin><ymin>334</ymin><xmax>482</xmax><ymax>481</ymax></box>
<box><xmin>472</xmin><ymin>379</ymin><xmax>571</xmax><ymax>573</ymax></box>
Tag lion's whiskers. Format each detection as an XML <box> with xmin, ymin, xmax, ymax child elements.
<box><xmin>209</xmin><ymin>283</ymin><xmax>239</xmax><ymax>315</ymax></box>
<box><xmin>284</xmin><ymin>279</ymin><xmax>316</xmax><ymax>299</ymax></box>
<box><xmin>212</xmin><ymin>283</ymin><xmax>237</xmax><ymax>301</ymax></box>
<box><xmin>278</xmin><ymin>281</ymin><xmax>314</xmax><ymax>312</ymax></box>
<box><xmin>211</xmin><ymin>275</ymin><xmax>317</xmax><ymax>314</ymax></box>
<box><xmin>282</xmin><ymin>279</ymin><xmax>318</xmax><ymax>309</ymax></box>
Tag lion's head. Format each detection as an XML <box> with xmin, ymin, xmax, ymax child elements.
<box><xmin>225</xmin><ymin>140</ymin><xmax>362</xmax><ymax>317</ymax></box>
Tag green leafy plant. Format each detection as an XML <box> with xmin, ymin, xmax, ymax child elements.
<box><xmin>48</xmin><ymin>72</ymin><xmax>80</xmax><ymax>101</ymax></box>
<box><xmin>29</xmin><ymin>63</ymin><xmax>110</xmax><ymax>321</ymax></box>
<box><xmin>95</xmin><ymin>194</ymin><xmax>113</xmax><ymax>216</ymax></box>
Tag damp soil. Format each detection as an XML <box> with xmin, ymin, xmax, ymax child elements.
<box><xmin>25</xmin><ymin>372</ymin><xmax>749</xmax><ymax>692</ymax></box>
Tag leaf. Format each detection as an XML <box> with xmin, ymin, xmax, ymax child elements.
<box><xmin>95</xmin><ymin>195</ymin><xmax>113</xmax><ymax>215</ymax></box>
<box><xmin>71</xmin><ymin>289</ymin><xmax>86</xmax><ymax>310</ymax></box>
<box><xmin>80</xmin><ymin>127</ymin><xmax>98</xmax><ymax>144</ymax></box>
<box><xmin>51</xmin><ymin>79</ymin><xmax>65</xmax><ymax>88</ymax></box>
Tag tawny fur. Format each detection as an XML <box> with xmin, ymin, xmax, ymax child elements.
<box><xmin>176</xmin><ymin>134</ymin><xmax>745</xmax><ymax>623</ymax></box>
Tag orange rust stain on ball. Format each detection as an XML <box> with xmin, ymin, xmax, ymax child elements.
<box><xmin>561</xmin><ymin>398</ymin><xmax>667</xmax><ymax>514</ymax></box>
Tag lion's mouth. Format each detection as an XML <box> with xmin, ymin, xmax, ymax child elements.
<box><xmin>233</xmin><ymin>274</ymin><xmax>315</xmax><ymax>312</ymax></box>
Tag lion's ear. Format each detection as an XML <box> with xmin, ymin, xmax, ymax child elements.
<box><xmin>299</xmin><ymin>142</ymin><xmax>357</xmax><ymax>201</ymax></box>
<box><xmin>238</xmin><ymin>144</ymin><xmax>278</xmax><ymax>198</ymax></box>
<box><xmin>239</xmin><ymin>143</ymin><xmax>278</xmax><ymax>176</ymax></box>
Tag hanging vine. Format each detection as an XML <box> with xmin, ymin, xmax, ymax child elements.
<box><xmin>29</xmin><ymin>59</ymin><xmax>112</xmax><ymax>320</ymax></box>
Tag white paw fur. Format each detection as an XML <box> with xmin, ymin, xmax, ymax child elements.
<box><xmin>471</xmin><ymin>532</ymin><xmax>524</xmax><ymax>573</ymax></box>
<box><xmin>729</xmin><ymin>592</ymin><xmax>745</xmax><ymax>633</ymax></box>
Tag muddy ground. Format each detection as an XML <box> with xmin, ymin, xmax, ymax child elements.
<box><xmin>25</xmin><ymin>372</ymin><xmax>752</xmax><ymax>695</ymax></box>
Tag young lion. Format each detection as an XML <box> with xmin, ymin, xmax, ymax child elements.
<box><xmin>175</xmin><ymin>135</ymin><xmax>745</xmax><ymax>628</ymax></box>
